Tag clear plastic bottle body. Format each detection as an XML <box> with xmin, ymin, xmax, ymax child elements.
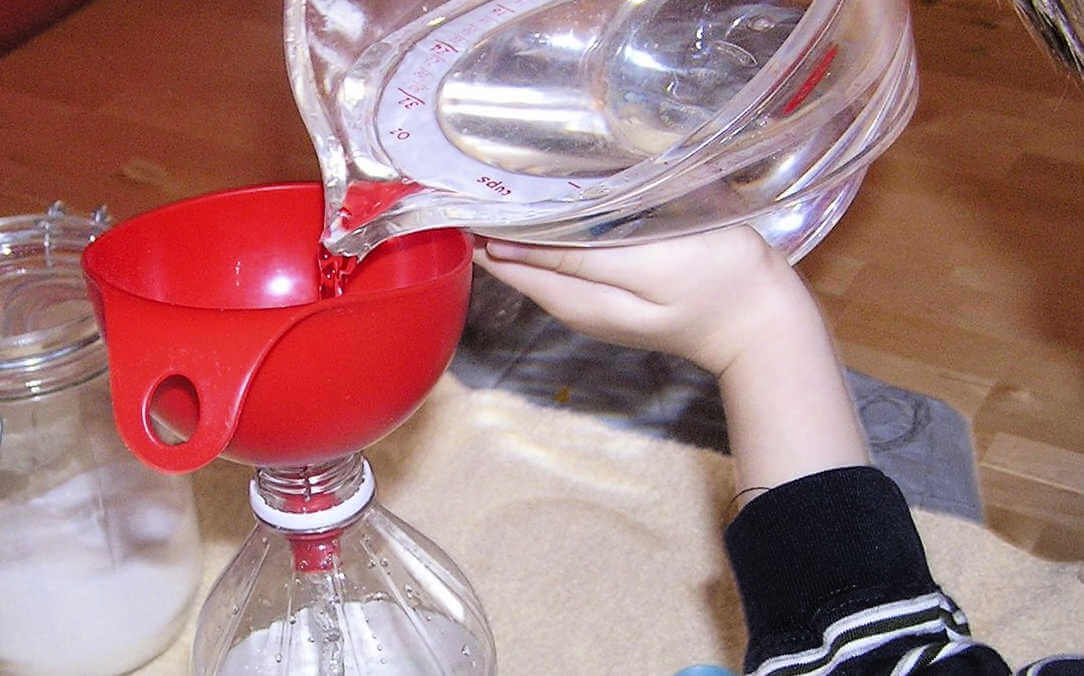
<box><xmin>193</xmin><ymin>456</ymin><xmax>496</xmax><ymax>676</ymax></box>
<box><xmin>0</xmin><ymin>207</ymin><xmax>202</xmax><ymax>675</ymax></box>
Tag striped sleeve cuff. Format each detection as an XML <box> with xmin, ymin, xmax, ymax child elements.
<box><xmin>724</xmin><ymin>467</ymin><xmax>942</xmax><ymax>670</ymax></box>
<box><xmin>747</xmin><ymin>591</ymin><xmax>975</xmax><ymax>674</ymax></box>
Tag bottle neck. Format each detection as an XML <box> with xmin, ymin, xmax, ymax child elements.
<box><xmin>250</xmin><ymin>453</ymin><xmax>375</xmax><ymax>532</ymax></box>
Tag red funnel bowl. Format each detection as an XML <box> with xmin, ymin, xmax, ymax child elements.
<box><xmin>82</xmin><ymin>183</ymin><xmax>471</xmax><ymax>473</ymax></box>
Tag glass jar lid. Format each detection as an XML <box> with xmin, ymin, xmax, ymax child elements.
<box><xmin>0</xmin><ymin>203</ymin><xmax>111</xmax><ymax>400</ymax></box>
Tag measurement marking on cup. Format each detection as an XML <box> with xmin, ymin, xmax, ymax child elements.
<box><xmin>377</xmin><ymin>0</ymin><xmax>607</xmax><ymax>201</ymax></box>
<box><xmin>477</xmin><ymin>177</ymin><xmax>513</xmax><ymax>196</ymax></box>
<box><xmin>782</xmin><ymin>43</ymin><xmax>838</xmax><ymax>116</ymax></box>
<box><xmin>431</xmin><ymin>40</ymin><xmax>458</xmax><ymax>54</ymax></box>
<box><xmin>396</xmin><ymin>88</ymin><xmax>426</xmax><ymax>110</ymax></box>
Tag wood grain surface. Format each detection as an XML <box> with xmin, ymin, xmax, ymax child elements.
<box><xmin>1</xmin><ymin>0</ymin><xmax>1080</xmax><ymax>559</ymax></box>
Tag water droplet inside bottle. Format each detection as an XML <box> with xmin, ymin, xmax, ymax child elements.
<box><xmin>230</xmin><ymin>605</ymin><xmax>239</xmax><ymax>615</ymax></box>
<box><xmin>376</xmin><ymin>643</ymin><xmax>383</xmax><ymax>652</ymax></box>
<box><xmin>380</xmin><ymin>558</ymin><xmax>389</xmax><ymax>567</ymax></box>
<box><xmin>274</xmin><ymin>653</ymin><xmax>282</xmax><ymax>663</ymax></box>
<box><xmin>368</xmin><ymin>559</ymin><xmax>377</xmax><ymax>568</ymax></box>
<box><xmin>461</xmin><ymin>645</ymin><xmax>471</xmax><ymax>657</ymax></box>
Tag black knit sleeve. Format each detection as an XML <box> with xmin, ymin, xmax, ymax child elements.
<box><xmin>723</xmin><ymin>466</ymin><xmax>1012</xmax><ymax>675</ymax></box>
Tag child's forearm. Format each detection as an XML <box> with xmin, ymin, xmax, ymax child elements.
<box><xmin>716</xmin><ymin>269</ymin><xmax>869</xmax><ymax>507</ymax></box>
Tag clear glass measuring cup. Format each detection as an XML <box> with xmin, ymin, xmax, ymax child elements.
<box><xmin>286</xmin><ymin>0</ymin><xmax>918</xmax><ymax>261</ymax></box>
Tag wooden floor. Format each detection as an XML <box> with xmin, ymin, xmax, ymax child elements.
<box><xmin>1</xmin><ymin>0</ymin><xmax>1080</xmax><ymax>559</ymax></box>
<box><xmin>798</xmin><ymin>0</ymin><xmax>1084</xmax><ymax>561</ymax></box>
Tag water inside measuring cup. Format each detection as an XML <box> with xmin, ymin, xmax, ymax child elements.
<box><xmin>435</xmin><ymin>0</ymin><xmax>803</xmax><ymax>176</ymax></box>
<box><xmin>288</xmin><ymin>0</ymin><xmax>804</xmax><ymax>255</ymax></box>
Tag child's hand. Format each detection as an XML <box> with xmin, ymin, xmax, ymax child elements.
<box><xmin>473</xmin><ymin>226</ymin><xmax>801</xmax><ymax>377</ymax></box>
<box><xmin>475</xmin><ymin>225</ymin><xmax>869</xmax><ymax>492</ymax></box>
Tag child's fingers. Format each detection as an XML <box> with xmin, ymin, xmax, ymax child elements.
<box><xmin>484</xmin><ymin>240</ymin><xmax>627</xmax><ymax>280</ymax></box>
<box><xmin>480</xmin><ymin>226</ymin><xmax>772</xmax><ymax>303</ymax></box>
<box><xmin>475</xmin><ymin>255</ymin><xmax>665</xmax><ymax>344</ymax></box>
<box><xmin>482</xmin><ymin>238</ymin><xmax>686</xmax><ymax>303</ymax></box>
<box><xmin>476</xmin><ymin>252</ymin><xmax>638</xmax><ymax>312</ymax></box>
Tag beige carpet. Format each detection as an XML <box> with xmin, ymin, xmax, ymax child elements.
<box><xmin>138</xmin><ymin>375</ymin><xmax>1082</xmax><ymax>675</ymax></box>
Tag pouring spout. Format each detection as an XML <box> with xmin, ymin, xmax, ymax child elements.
<box><xmin>322</xmin><ymin>181</ymin><xmax>427</xmax><ymax>258</ymax></box>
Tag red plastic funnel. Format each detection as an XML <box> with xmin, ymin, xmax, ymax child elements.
<box><xmin>82</xmin><ymin>183</ymin><xmax>471</xmax><ymax>473</ymax></box>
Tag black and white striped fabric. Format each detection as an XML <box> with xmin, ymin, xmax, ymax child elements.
<box><xmin>724</xmin><ymin>467</ymin><xmax>1083</xmax><ymax>675</ymax></box>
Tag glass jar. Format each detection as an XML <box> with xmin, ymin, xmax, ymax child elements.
<box><xmin>0</xmin><ymin>204</ymin><xmax>203</xmax><ymax>675</ymax></box>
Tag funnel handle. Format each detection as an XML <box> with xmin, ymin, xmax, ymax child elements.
<box><xmin>109</xmin><ymin>365</ymin><xmax>248</xmax><ymax>474</ymax></box>
<box><xmin>95</xmin><ymin>285</ymin><xmax>308</xmax><ymax>474</ymax></box>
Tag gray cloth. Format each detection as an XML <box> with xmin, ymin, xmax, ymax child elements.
<box><xmin>451</xmin><ymin>270</ymin><xmax>983</xmax><ymax>521</ymax></box>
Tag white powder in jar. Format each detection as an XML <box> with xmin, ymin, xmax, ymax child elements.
<box><xmin>0</xmin><ymin>459</ymin><xmax>202</xmax><ymax>675</ymax></box>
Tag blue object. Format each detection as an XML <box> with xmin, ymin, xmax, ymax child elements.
<box><xmin>672</xmin><ymin>666</ymin><xmax>736</xmax><ymax>676</ymax></box>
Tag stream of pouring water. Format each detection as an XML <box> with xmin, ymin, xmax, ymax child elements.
<box><xmin>317</xmin><ymin>181</ymin><xmax>424</xmax><ymax>298</ymax></box>
<box><xmin>318</xmin><ymin>245</ymin><xmax>358</xmax><ymax>299</ymax></box>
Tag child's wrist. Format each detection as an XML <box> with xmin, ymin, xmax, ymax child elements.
<box><xmin>693</xmin><ymin>258</ymin><xmax>818</xmax><ymax>378</ymax></box>
<box><xmin>713</xmin><ymin>268</ymin><xmax>869</xmax><ymax>491</ymax></box>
